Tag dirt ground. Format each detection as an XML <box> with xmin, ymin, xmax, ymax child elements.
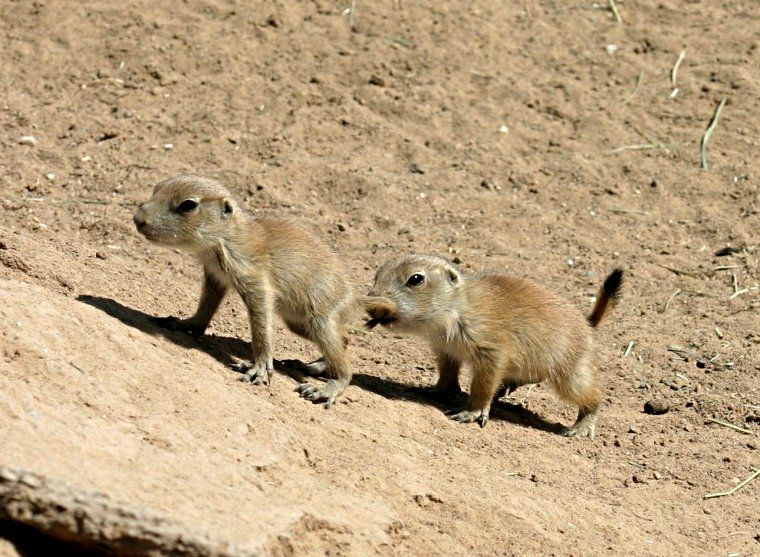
<box><xmin>1</xmin><ymin>0</ymin><xmax>758</xmax><ymax>555</ymax></box>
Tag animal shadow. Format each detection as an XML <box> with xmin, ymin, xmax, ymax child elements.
<box><xmin>76</xmin><ymin>295</ymin><xmax>309</xmax><ymax>383</ymax></box>
<box><xmin>77</xmin><ymin>295</ymin><xmax>565</xmax><ymax>435</ymax></box>
<box><xmin>351</xmin><ymin>372</ymin><xmax>566</xmax><ymax>435</ymax></box>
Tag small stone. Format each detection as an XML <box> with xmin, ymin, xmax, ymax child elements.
<box><xmin>498</xmin><ymin>124</ymin><xmax>509</xmax><ymax>134</ymax></box>
<box><xmin>452</xmin><ymin>256</ymin><xmax>462</xmax><ymax>264</ymax></box>
<box><xmin>44</xmin><ymin>173</ymin><xmax>55</xmax><ymax>181</ymax></box>
<box><xmin>628</xmin><ymin>423</ymin><xmax>639</xmax><ymax>434</ymax></box>
<box><xmin>530</xmin><ymin>474</ymin><xmax>539</xmax><ymax>483</ymax></box>
<box><xmin>631</xmin><ymin>475</ymin><xmax>646</xmax><ymax>484</ymax></box>
<box><xmin>163</xmin><ymin>143</ymin><xmax>174</xmax><ymax>151</ymax></box>
<box><xmin>644</xmin><ymin>400</ymin><xmax>669</xmax><ymax>415</ymax></box>
<box><xmin>695</xmin><ymin>359</ymin><xmax>707</xmax><ymax>369</ymax></box>
<box><xmin>95</xmin><ymin>251</ymin><xmax>107</xmax><ymax>260</ymax></box>
<box><xmin>650</xmin><ymin>179</ymin><xmax>658</xmax><ymax>188</ymax></box>
<box><xmin>336</xmin><ymin>223</ymin><xmax>347</xmax><ymax>232</ymax></box>
<box><xmin>715</xmin><ymin>246</ymin><xmax>741</xmax><ymax>257</ymax></box>
<box><xmin>408</xmin><ymin>163</ymin><xmax>424</xmax><ymax>174</ymax></box>
<box><xmin>18</xmin><ymin>135</ymin><xmax>37</xmax><ymax>146</ymax></box>
<box><xmin>369</xmin><ymin>75</ymin><xmax>385</xmax><ymax>87</ymax></box>
<box><xmin>652</xmin><ymin>471</ymin><xmax>662</xmax><ymax>480</ymax></box>
<box><xmin>605</xmin><ymin>44</ymin><xmax>619</xmax><ymax>55</ymax></box>
<box><xmin>123</xmin><ymin>108</ymin><xmax>135</xmax><ymax>118</ymax></box>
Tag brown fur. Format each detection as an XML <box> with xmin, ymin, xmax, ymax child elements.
<box><xmin>363</xmin><ymin>255</ymin><xmax>623</xmax><ymax>437</ymax></box>
<box><xmin>133</xmin><ymin>174</ymin><xmax>354</xmax><ymax>407</ymax></box>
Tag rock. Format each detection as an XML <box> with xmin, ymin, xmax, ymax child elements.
<box><xmin>408</xmin><ymin>163</ymin><xmax>424</xmax><ymax>174</ymax></box>
<box><xmin>0</xmin><ymin>466</ymin><xmax>255</xmax><ymax>557</ymax></box>
<box><xmin>336</xmin><ymin>223</ymin><xmax>347</xmax><ymax>232</ymax></box>
<box><xmin>17</xmin><ymin>136</ymin><xmax>37</xmax><ymax>146</ymax></box>
<box><xmin>715</xmin><ymin>246</ymin><xmax>741</xmax><ymax>257</ymax></box>
<box><xmin>644</xmin><ymin>400</ymin><xmax>670</xmax><ymax>415</ymax></box>
<box><xmin>369</xmin><ymin>75</ymin><xmax>385</xmax><ymax>87</ymax></box>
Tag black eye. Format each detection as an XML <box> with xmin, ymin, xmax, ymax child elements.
<box><xmin>177</xmin><ymin>199</ymin><xmax>198</xmax><ymax>213</ymax></box>
<box><xmin>406</xmin><ymin>274</ymin><xmax>425</xmax><ymax>287</ymax></box>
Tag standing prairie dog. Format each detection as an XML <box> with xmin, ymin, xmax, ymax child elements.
<box><xmin>133</xmin><ymin>174</ymin><xmax>353</xmax><ymax>407</ymax></box>
<box><xmin>363</xmin><ymin>255</ymin><xmax>623</xmax><ymax>437</ymax></box>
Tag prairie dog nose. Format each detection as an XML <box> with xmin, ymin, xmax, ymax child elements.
<box><xmin>133</xmin><ymin>206</ymin><xmax>147</xmax><ymax>229</ymax></box>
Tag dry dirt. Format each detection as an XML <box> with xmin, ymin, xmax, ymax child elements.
<box><xmin>1</xmin><ymin>0</ymin><xmax>759</xmax><ymax>555</ymax></box>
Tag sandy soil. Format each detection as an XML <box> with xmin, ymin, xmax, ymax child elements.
<box><xmin>1</xmin><ymin>0</ymin><xmax>758</xmax><ymax>555</ymax></box>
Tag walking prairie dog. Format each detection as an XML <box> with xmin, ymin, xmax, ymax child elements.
<box><xmin>363</xmin><ymin>255</ymin><xmax>623</xmax><ymax>437</ymax></box>
<box><xmin>133</xmin><ymin>174</ymin><xmax>353</xmax><ymax>406</ymax></box>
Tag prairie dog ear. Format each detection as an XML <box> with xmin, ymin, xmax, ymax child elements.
<box><xmin>222</xmin><ymin>199</ymin><xmax>234</xmax><ymax>218</ymax></box>
<box><xmin>445</xmin><ymin>265</ymin><xmax>462</xmax><ymax>286</ymax></box>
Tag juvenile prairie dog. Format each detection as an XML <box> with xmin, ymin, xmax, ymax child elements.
<box><xmin>133</xmin><ymin>174</ymin><xmax>353</xmax><ymax>407</ymax></box>
<box><xmin>363</xmin><ymin>255</ymin><xmax>623</xmax><ymax>437</ymax></box>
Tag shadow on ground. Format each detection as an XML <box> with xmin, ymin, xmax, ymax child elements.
<box><xmin>77</xmin><ymin>295</ymin><xmax>565</xmax><ymax>436</ymax></box>
<box><xmin>0</xmin><ymin>521</ymin><xmax>104</xmax><ymax>557</ymax></box>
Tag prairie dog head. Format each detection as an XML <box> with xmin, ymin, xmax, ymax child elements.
<box><xmin>364</xmin><ymin>255</ymin><xmax>464</xmax><ymax>335</ymax></box>
<box><xmin>133</xmin><ymin>175</ymin><xmax>240</xmax><ymax>251</ymax></box>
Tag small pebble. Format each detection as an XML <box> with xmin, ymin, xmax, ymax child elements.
<box><xmin>605</xmin><ymin>44</ymin><xmax>619</xmax><ymax>55</ymax></box>
<box><xmin>498</xmin><ymin>124</ymin><xmax>509</xmax><ymax>134</ymax></box>
<box><xmin>652</xmin><ymin>471</ymin><xmax>662</xmax><ymax>480</ymax></box>
<box><xmin>628</xmin><ymin>423</ymin><xmax>639</xmax><ymax>434</ymax></box>
<box><xmin>408</xmin><ymin>163</ymin><xmax>424</xmax><ymax>174</ymax></box>
<box><xmin>644</xmin><ymin>400</ymin><xmax>670</xmax><ymax>415</ymax></box>
<box><xmin>163</xmin><ymin>143</ymin><xmax>174</xmax><ymax>151</ymax></box>
<box><xmin>18</xmin><ymin>135</ymin><xmax>37</xmax><ymax>146</ymax></box>
<box><xmin>336</xmin><ymin>223</ymin><xmax>347</xmax><ymax>232</ymax></box>
<box><xmin>715</xmin><ymin>246</ymin><xmax>741</xmax><ymax>257</ymax></box>
<box><xmin>369</xmin><ymin>75</ymin><xmax>386</xmax><ymax>87</ymax></box>
<box><xmin>44</xmin><ymin>173</ymin><xmax>55</xmax><ymax>181</ymax></box>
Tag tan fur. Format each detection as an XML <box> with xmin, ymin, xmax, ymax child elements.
<box><xmin>133</xmin><ymin>174</ymin><xmax>353</xmax><ymax>406</ymax></box>
<box><xmin>363</xmin><ymin>255</ymin><xmax>623</xmax><ymax>437</ymax></box>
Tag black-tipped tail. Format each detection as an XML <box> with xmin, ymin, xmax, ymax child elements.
<box><xmin>587</xmin><ymin>269</ymin><xmax>623</xmax><ymax>327</ymax></box>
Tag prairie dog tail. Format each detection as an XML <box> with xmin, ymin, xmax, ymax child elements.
<box><xmin>587</xmin><ymin>269</ymin><xmax>623</xmax><ymax>327</ymax></box>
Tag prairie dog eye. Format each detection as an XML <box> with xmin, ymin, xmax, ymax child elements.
<box><xmin>177</xmin><ymin>199</ymin><xmax>198</xmax><ymax>213</ymax></box>
<box><xmin>406</xmin><ymin>273</ymin><xmax>425</xmax><ymax>287</ymax></box>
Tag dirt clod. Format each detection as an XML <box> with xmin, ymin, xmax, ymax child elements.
<box><xmin>644</xmin><ymin>400</ymin><xmax>671</xmax><ymax>415</ymax></box>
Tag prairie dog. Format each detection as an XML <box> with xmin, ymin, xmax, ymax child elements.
<box><xmin>133</xmin><ymin>174</ymin><xmax>353</xmax><ymax>407</ymax></box>
<box><xmin>363</xmin><ymin>255</ymin><xmax>623</xmax><ymax>437</ymax></box>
